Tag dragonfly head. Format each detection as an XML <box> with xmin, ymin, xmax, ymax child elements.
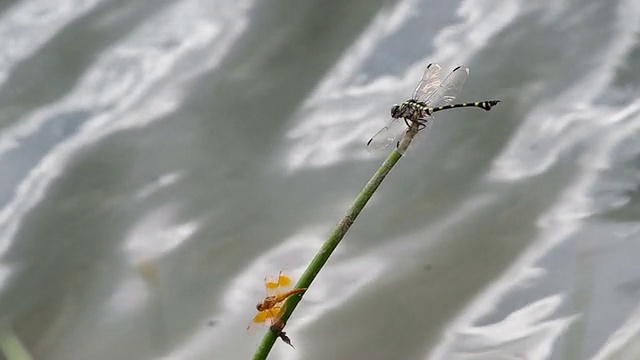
<box><xmin>390</xmin><ymin>104</ymin><xmax>401</xmax><ymax>118</ymax></box>
<box><xmin>256</xmin><ymin>302</ymin><xmax>265</xmax><ymax>311</ymax></box>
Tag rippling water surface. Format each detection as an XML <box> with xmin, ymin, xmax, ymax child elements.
<box><xmin>1</xmin><ymin>0</ymin><xmax>640</xmax><ymax>359</ymax></box>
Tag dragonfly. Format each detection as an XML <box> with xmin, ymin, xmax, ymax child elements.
<box><xmin>367</xmin><ymin>63</ymin><xmax>500</xmax><ymax>150</ymax></box>
<box><xmin>248</xmin><ymin>272</ymin><xmax>306</xmax><ymax>331</ymax></box>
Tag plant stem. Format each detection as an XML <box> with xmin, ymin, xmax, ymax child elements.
<box><xmin>0</xmin><ymin>325</ymin><xmax>33</xmax><ymax>360</ymax></box>
<box><xmin>252</xmin><ymin>123</ymin><xmax>420</xmax><ymax>360</ymax></box>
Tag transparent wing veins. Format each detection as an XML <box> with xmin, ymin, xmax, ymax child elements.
<box><xmin>366</xmin><ymin>118</ymin><xmax>407</xmax><ymax>151</ymax></box>
<box><xmin>422</xmin><ymin>65</ymin><xmax>469</xmax><ymax>107</ymax></box>
<box><xmin>412</xmin><ymin>63</ymin><xmax>442</xmax><ymax>102</ymax></box>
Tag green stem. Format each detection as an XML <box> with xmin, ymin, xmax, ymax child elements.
<box><xmin>252</xmin><ymin>123</ymin><xmax>420</xmax><ymax>360</ymax></box>
<box><xmin>0</xmin><ymin>325</ymin><xmax>33</xmax><ymax>360</ymax></box>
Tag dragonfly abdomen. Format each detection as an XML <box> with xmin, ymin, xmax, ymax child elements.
<box><xmin>273</xmin><ymin>288</ymin><xmax>307</xmax><ymax>303</ymax></box>
<box><xmin>426</xmin><ymin>100</ymin><xmax>500</xmax><ymax>115</ymax></box>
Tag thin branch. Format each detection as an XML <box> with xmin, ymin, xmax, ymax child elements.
<box><xmin>252</xmin><ymin>122</ymin><xmax>420</xmax><ymax>360</ymax></box>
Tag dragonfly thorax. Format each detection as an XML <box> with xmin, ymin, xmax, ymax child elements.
<box><xmin>257</xmin><ymin>296</ymin><xmax>275</xmax><ymax>311</ymax></box>
<box><xmin>391</xmin><ymin>100</ymin><xmax>429</xmax><ymax>122</ymax></box>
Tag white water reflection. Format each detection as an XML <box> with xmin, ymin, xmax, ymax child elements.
<box><xmin>0</xmin><ymin>0</ymin><xmax>104</xmax><ymax>87</ymax></box>
<box><xmin>437</xmin><ymin>296</ymin><xmax>575</xmax><ymax>360</ymax></box>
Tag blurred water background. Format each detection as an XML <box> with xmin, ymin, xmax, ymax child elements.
<box><xmin>0</xmin><ymin>0</ymin><xmax>640</xmax><ymax>359</ymax></box>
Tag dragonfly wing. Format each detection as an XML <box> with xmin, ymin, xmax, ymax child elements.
<box><xmin>264</xmin><ymin>274</ymin><xmax>279</xmax><ymax>297</ymax></box>
<box><xmin>247</xmin><ymin>309</ymin><xmax>272</xmax><ymax>330</ymax></box>
<box><xmin>367</xmin><ymin>119</ymin><xmax>408</xmax><ymax>151</ymax></box>
<box><xmin>423</xmin><ymin>65</ymin><xmax>469</xmax><ymax>107</ymax></box>
<box><xmin>250</xmin><ymin>310</ymin><xmax>271</xmax><ymax>325</ymax></box>
<box><xmin>412</xmin><ymin>63</ymin><xmax>442</xmax><ymax>102</ymax></box>
<box><xmin>247</xmin><ymin>304</ymin><xmax>284</xmax><ymax>330</ymax></box>
<box><xmin>276</xmin><ymin>273</ymin><xmax>293</xmax><ymax>288</ymax></box>
<box><xmin>265</xmin><ymin>272</ymin><xmax>293</xmax><ymax>297</ymax></box>
<box><xmin>267</xmin><ymin>303</ymin><xmax>286</xmax><ymax>326</ymax></box>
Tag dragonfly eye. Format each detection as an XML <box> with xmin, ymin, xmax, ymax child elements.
<box><xmin>390</xmin><ymin>104</ymin><xmax>400</xmax><ymax>118</ymax></box>
<box><xmin>256</xmin><ymin>303</ymin><xmax>263</xmax><ymax>311</ymax></box>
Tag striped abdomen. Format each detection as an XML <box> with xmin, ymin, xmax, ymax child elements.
<box><xmin>425</xmin><ymin>100</ymin><xmax>500</xmax><ymax>116</ymax></box>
